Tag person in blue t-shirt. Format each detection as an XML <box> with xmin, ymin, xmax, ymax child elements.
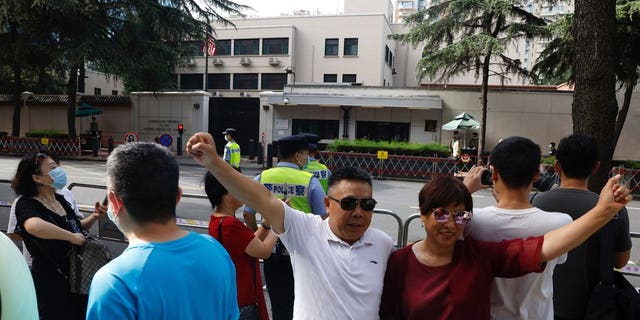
<box><xmin>86</xmin><ymin>142</ymin><xmax>238</xmax><ymax>320</ymax></box>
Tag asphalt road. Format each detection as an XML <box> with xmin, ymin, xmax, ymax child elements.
<box><xmin>2</xmin><ymin>155</ymin><xmax>640</xmax><ymax>286</ymax></box>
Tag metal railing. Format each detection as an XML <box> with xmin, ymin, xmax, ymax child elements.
<box><xmin>0</xmin><ymin>136</ymin><xmax>81</xmax><ymax>156</ymax></box>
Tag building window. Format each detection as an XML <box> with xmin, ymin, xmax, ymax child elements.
<box><xmin>325</xmin><ymin>38</ymin><xmax>339</xmax><ymax>56</ymax></box>
<box><xmin>356</xmin><ymin>121</ymin><xmax>410</xmax><ymax>141</ymax></box>
<box><xmin>425</xmin><ymin>120</ymin><xmax>437</xmax><ymax>132</ymax></box>
<box><xmin>342</xmin><ymin>74</ymin><xmax>357</xmax><ymax>83</ymax></box>
<box><xmin>233</xmin><ymin>73</ymin><xmax>258</xmax><ymax>89</ymax></box>
<box><xmin>180</xmin><ymin>73</ymin><xmax>203</xmax><ymax>90</ymax></box>
<box><xmin>292</xmin><ymin>119</ymin><xmax>340</xmax><ymax>140</ymax></box>
<box><xmin>94</xmin><ymin>88</ymin><xmax>101</xmax><ymax>95</ymax></box>
<box><xmin>208</xmin><ymin>73</ymin><xmax>230</xmax><ymax>89</ymax></box>
<box><xmin>261</xmin><ymin>73</ymin><xmax>287</xmax><ymax>90</ymax></box>
<box><xmin>262</xmin><ymin>38</ymin><xmax>289</xmax><ymax>55</ymax></box>
<box><xmin>323</xmin><ymin>74</ymin><xmax>337</xmax><ymax>83</ymax></box>
<box><xmin>183</xmin><ymin>40</ymin><xmax>204</xmax><ymax>56</ymax></box>
<box><xmin>344</xmin><ymin>38</ymin><xmax>358</xmax><ymax>56</ymax></box>
<box><xmin>112</xmin><ymin>90</ymin><xmax>118</xmax><ymax>95</ymax></box>
<box><xmin>215</xmin><ymin>39</ymin><xmax>231</xmax><ymax>56</ymax></box>
<box><xmin>389</xmin><ymin>51</ymin><xmax>394</xmax><ymax>67</ymax></box>
<box><xmin>234</xmin><ymin>39</ymin><xmax>259</xmax><ymax>55</ymax></box>
<box><xmin>385</xmin><ymin>45</ymin><xmax>390</xmax><ymax>64</ymax></box>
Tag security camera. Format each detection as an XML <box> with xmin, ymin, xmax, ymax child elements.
<box><xmin>283</xmin><ymin>97</ymin><xmax>289</xmax><ymax>104</ymax></box>
<box><xmin>282</xmin><ymin>66</ymin><xmax>292</xmax><ymax>72</ymax></box>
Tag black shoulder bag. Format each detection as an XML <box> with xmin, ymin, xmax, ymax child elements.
<box><xmin>585</xmin><ymin>219</ymin><xmax>640</xmax><ymax>320</ymax></box>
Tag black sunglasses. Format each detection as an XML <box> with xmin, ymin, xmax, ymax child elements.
<box><xmin>328</xmin><ymin>195</ymin><xmax>377</xmax><ymax>211</ymax></box>
<box><xmin>34</xmin><ymin>153</ymin><xmax>47</xmax><ymax>172</ymax></box>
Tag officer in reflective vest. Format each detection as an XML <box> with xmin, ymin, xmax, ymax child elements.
<box><xmin>222</xmin><ymin>128</ymin><xmax>241</xmax><ymax>169</ymax></box>
<box><xmin>300</xmin><ymin>133</ymin><xmax>331</xmax><ymax>193</ymax></box>
<box><xmin>243</xmin><ymin>134</ymin><xmax>326</xmax><ymax>320</ymax></box>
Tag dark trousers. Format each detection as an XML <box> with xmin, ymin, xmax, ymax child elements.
<box><xmin>264</xmin><ymin>249</ymin><xmax>294</xmax><ymax>320</ymax></box>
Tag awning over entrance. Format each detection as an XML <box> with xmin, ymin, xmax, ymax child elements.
<box><xmin>74</xmin><ymin>102</ymin><xmax>103</xmax><ymax>117</ymax></box>
<box><xmin>261</xmin><ymin>86</ymin><xmax>442</xmax><ymax>109</ymax></box>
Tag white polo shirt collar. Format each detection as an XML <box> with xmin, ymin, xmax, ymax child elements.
<box><xmin>322</xmin><ymin>218</ymin><xmax>374</xmax><ymax>249</ymax></box>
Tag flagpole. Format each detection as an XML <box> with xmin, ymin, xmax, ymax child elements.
<box><xmin>204</xmin><ymin>34</ymin><xmax>209</xmax><ymax>91</ymax></box>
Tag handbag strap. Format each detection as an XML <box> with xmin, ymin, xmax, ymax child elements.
<box><xmin>216</xmin><ymin>216</ymin><xmax>259</xmax><ymax>306</ymax></box>
<box><xmin>598</xmin><ymin>217</ymin><xmax>617</xmax><ymax>285</ymax></box>
<box><xmin>215</xmin><ymin>216</ymin><xmax>226</xmax><ymax>245</ymax></box>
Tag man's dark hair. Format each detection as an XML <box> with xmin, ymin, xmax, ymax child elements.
<box><xmin>556</xmin><ymin>133</ymin><xmax>598</xmax><ymax>179</ymax></box>
<box><xmin>107</xmin><ymin>142</ymin><xmax>179</xmax><ymax>224</ymax></box>
<box><xmin>11</xmin><ymin>151</ymin><xmax>59</xmax><ymax>197</ymax></box>
<box><xmin>419</xmin><ymin>174</ymin><xmax>472</xmax><ymax>216</ymax></box>
<box><xmin>327</xmin><ymin>167</ymin><xmax>372</xmax><ymax>194</ymax></box>
<box><xmin>489</xmin><ymin>136</ymin><xmax>541</xmax><ymax>188</ymax></box>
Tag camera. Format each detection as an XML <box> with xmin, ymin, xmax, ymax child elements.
<box><xmin>533</xmin><ymin>172</ymin><xmax>559</xmax><ymax>191</ymax></box>
<box><xmin>481</xmin><ymin>169</ymin><xmax>493</xmax><ymax>186</ymax></box>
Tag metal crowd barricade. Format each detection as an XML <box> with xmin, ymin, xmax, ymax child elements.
<box><xmin>0</xmin><ymin>179</ymin><xmax>12</xmax><ymax>233</ymax></box>
<box><xmin>373</xmin><ymin>209</ymin><xmax>404</xmax><ymax>247</ymax></box>
<box><xmin>0</xmin><ymin>136</ymin><xmax>82</xmax><ymax>156</ymax></box>
<box><xmin>402</xmin><ymin>213</ymin><xmax>422</xmax><ymax>247</ymax></box>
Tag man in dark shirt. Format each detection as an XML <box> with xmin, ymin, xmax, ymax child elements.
<box><xmin>532</xmin><ymin>133</ymin><xmax>632</xmax><ymax>320</ymax></box>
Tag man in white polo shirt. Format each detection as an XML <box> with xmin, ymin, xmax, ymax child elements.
<box><xmin>187</xmin><ymin>132</ymin><xmax>394</xmax><ymax>319</ymax></box>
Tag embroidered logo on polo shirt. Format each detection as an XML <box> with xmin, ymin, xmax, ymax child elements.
<box><xmin>370</xmin><ymin>260</ymin><xmax>378</xmax><ymax>264</ymax></box>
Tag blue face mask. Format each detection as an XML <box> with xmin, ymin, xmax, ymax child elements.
<box><xmin>47</xmin><ymin>167</ymin><xmax>67</xmax><ymax>190</ymax></box>
<box><xmin>106</xmin><ymin>204</ymin><xmax>123</xmax><ymax>232</ymax></box>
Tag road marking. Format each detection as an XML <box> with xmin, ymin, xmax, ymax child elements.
<box><xmin>627</xmin><ymin>207</ymin><xmax>639</xmax><ymax>211</ymax></box>
<box><xmin>472</xmin><ymin>195</ymin><xmax>485</xmax><ymax>198</ymax></box>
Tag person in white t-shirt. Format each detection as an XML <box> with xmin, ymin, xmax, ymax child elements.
<box><xmin>464</xmin><ymin>136</ymin><xmax>572</xmax><ymax>320</ymax></box>
<box><xmin>186</xmin><ymin>132</ymin><xmax>395</xmax><ymax>320</ymax></box>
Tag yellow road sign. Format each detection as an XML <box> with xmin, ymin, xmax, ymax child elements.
<box><xmin>377</xmin><ymin>150</ymin><xmax>388</xmax><ymax>160</ymax></box>
<box><xmin>41</xmin><ymin>138</ymin><xmax>49</xmax><ymax>145</ymax></box>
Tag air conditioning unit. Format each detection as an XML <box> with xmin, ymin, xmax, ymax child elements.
<box><xmin>268</xmin><ymin>57</ymin><xmax>280</xmax><ymax>65</ymax></box>
<box><xmin>186</xmin><ymin>57</ymin><xmax>196</xmax><ymax>66</ymax></box>
<box><xmin>212</xmin><ymin>57</ymin><xmax>223</xmax><ymax>66</ymax></box>
<box><xmin>240</xmin><ymin>57</ymin><xmax>251</xmax><ymax>65</ymax></box>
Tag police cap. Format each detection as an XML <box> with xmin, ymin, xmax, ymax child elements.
<box><xmin>278</xmin><ymin>134</ymin><xmax>310</xmax><ymax>157</ymax></box>
<box><xmin>222</xmin><ymin>128</ymin><xmax>237</xmax><ymax>136</ymax></box>
<box><xmin>298</xmin><ymin>133</ymin><xmax>320</xmax><ymax>151</ymax></box>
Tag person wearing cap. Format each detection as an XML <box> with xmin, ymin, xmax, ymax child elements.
<box><xmin>222</xmin><ymin>128</ymin><xmax>241</xmax><ymax>169</ymax></box>
<box><xmin>299</xmin><ymin>133</ymin><xmax>331</xmax><ymax>193</ymax></box>
<box><xmin>243</xmin><ymin>134</ymin><xmax>326</xmax><ymax>320</ymax></box>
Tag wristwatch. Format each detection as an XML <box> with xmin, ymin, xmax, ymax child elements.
<box><xmin>261</xmin><ymin>222</ymin><xmax>271</xmax><ymax>230</ymax></box>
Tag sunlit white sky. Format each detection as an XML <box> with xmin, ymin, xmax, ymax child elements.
<box><xmin>232</xmin><ymin>0</ymin><xmax>345</xmax><ymax>17</ymax></box>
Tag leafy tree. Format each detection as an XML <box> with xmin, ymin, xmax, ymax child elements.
<box><xmin>1</xmin><ymin>0</ymin><xmax>246</xmax><ymax>138</ymax></box>
<box><xmin>392</xmin><ymin>0</ymin><xmax>549</xmax><ymax>161</ymax></box>
<box><xmin>534</xmin><ymin>0</ymin><xmax>639</xmax><ymax>190</ymax></box>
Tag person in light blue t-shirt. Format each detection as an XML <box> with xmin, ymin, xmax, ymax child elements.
<box><xmin>0</xmin><ymin>232</ymin><xmax>39</xmax><ymax>320</ymax></box>
<box><xmin>86</xmin><ymin>142</ymin><xmax>238</xmax><ymax>320</ymax></box>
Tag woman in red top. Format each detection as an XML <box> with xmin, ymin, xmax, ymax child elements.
<box><xmin>379</xmin><ymin>173</ymin><xmax>630</xmax><ymax>320</ymax></box>
<box><xmin>205</xmin><ymin>172</ymin><xmax>277</xmax><ymax>320</ymax></box>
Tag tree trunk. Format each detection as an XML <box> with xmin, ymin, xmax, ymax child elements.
<box><xmin>67</xmin><ymin>65</ymin><xmax>79</xmax><ymax>138</ymax></box>
<box><xmin>573</xmin><ymin>0</ymin><xmax>618</xmax><ymax>192</ymax></box>
<box><xmin>612</xmin><ymin>78</ymin><xmax>635</xmax><ymax>147</ymax></box>
<box><xmin>10</xmin><ymin>21</ymin><xmax>22</xmax><ymax>137</ymax></box>
<box><xmin>477</xmin><ymin>54</ymin><xmax>491</xmax><ymax>165</ymax></box>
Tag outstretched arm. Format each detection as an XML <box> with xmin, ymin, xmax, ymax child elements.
<box><xmin>540</xmin><ymin>175</ymin><xmax>631</xmax><ymax>262</ymax></box>
<box><xmin>187</xmin><ymin>132</ymin><xmax>286</xmax><ymax>233</ymax></box>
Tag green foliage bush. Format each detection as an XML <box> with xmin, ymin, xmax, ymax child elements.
<box><xmin>326</xmin><ymin>139</ymin><xmax>451</xmax><ymax>157</ymax></box>
<box><xmin>0</xmin><ymin>132</ymin><xmax>7</xmax><ymax>137</ymax></box>
<box><xmin>26</xmin><ymin>129</ymin><xmax>69</xmax><ymax>139</ymax></box>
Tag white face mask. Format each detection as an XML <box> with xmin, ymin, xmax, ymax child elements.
<box><xmin>224</xmin><ymin>135</ymin><xmax>230</xmax><ymax>142</ymax></box>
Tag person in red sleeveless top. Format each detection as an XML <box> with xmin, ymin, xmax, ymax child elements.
<box><xmin>205</xmin><ymin>171</ymin><xmax>277</xmax><ymax>320</ymax></box>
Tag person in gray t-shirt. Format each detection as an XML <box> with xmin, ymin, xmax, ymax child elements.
<box><xmin>532</xmin><ymin>134</ymin><xmax>632</xmax><ymax>320</ymax></box>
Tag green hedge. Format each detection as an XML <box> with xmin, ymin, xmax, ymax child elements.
<box><xmin>0</xmin><ymin>131</ymin><xmax>7</xmax><ymax>137</ymax></box>
<box><xmin>326</xmin><ymin>139</ymin><xmax>451</xmax><ymax>157</ymax></box>
<box><xmin>26</xmin><ymin>130</ymin><xmax>69</xmax><ymax>139</ymax></box>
